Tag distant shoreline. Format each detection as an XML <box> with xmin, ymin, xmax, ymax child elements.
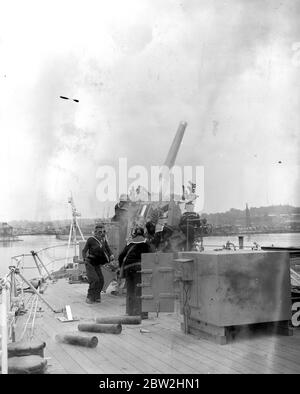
<box><xmin>208</xmin><ymin>230</ymin><xmax>300</xmax><ymax>237</ymax></box>
<box><xmin>13</xmin><ymin>229</ymin><xmax>300</xmax><ymax>238</ymax></box>
<box><xmin>0</xmin><ymin>238</ymin><xmax>23</xmax><ymax>242</ymax></box>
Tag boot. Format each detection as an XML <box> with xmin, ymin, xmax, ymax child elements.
<box><xmin>95</xmin><ymin>294</ymin><xmax>101</xmax><ymax>303</ymax></box>
<box><xmin>86</xmin><ymin>297</ymin><xmax>94</xmax><ymax>304</ymax></box>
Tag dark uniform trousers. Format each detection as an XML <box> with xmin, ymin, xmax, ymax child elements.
<box><xmin>126</xmin><ymin>272</ymin><xmax>142</xmax><ymax>316</ymax></box>
<box><xmin>85</xmin><ymin>260</ymin><xmax>104</xmax><ymax>301</ymax></box>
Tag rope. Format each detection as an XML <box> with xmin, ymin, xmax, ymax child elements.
<box><xmin>19</xmin><ymin>294</ymin><xmax>37</xmax><ymax>341</ymax></box>
<box><xmin>30</xmin><ymin>293</ymin><xmax>39</xmax><ymax>340</ymax></box>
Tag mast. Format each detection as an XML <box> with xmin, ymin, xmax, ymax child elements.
<box><xmin>65</xmin><ymin>194</ymin><xmax>85</xmax><ymax>266</ymax></box>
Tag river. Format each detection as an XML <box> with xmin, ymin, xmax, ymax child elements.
<box><xmin>1</xmin><ymin>232</ymin><xmax>300</xmax><ymax>278</ymax></box>
<box><xmin>0</xmin><ymin>235</ymin><xmax>71</xmax><ymax>278</ymax></box>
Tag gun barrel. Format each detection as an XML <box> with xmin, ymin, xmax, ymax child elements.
<box><xmin>159</xmin><ymin>121</ymin><xmax>187</xmax><ymax>201</ymax></box>
<box><xmin>163</xmin><ymin>121</ymin><xmax>187</xmax><ymax>169</ymax></box>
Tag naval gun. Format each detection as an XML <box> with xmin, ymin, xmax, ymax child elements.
<box><xmin>111</xmin><ymin>121</ymin><xmax>211</xmax><ymax>253</ymax></box>
<box><xmin>111</xmin><ymin>121</ymin><xmax>188</xmax><ymax>253</ymax></box>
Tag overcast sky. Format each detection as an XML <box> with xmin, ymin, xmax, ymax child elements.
<box><xmin>0</xmin><ymin>0</ymin><xmax>299</xmax><ymax>221</ymax></box>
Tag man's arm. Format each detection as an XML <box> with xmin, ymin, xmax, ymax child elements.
<box><xmin>82</xmin><ymin>239</ymin><xmax>90</xmax><ymax>260</ymax></box>
<box><xmin>104</xmin><ymin>240</ymin><xmax>112</xmax><ymax>256</ymax></box>
<box><xmin>118</xmin><ymin>245</ymin><xmax>128</xmax><ymax>268</ymax></box>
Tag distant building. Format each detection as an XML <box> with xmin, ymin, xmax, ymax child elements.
<box><xmin>0</xmin><ymin>222</ymin><xmax>13</xmax><ymax>238</ymax></box>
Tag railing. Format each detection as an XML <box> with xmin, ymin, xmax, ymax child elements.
<box><xmin>198</xmin><ymin>242</ymin><xmax>261</xmax><ymax>251</ymax></box>
<box><xmin>0</xmin><ymin>273</ymin><xmax>10</xmax><ymax>374</ymax></box>
<box><xmin>0</xmin><ymin>241</ymin><xmax>79</xmax><ymax>374</ymax></box>
<box><xmin>11</xmin><ymin>242</ymin><xmax>78</xmax><ymax>274</ymax></box>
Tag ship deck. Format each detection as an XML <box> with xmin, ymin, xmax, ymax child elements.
<box><xmin>16</xmin><ymin>278</ymin><xmax>300</xmax><ymax>374</ymax></box>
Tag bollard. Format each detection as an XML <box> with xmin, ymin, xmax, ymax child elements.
<box><xmin>55</xmin><ymin>334</ymin><xmax>98</xmax><ymax>348</ymax></box>
<box><xmin>0</xmin><ymin>355</ymin><xmax>47</xmax><ymax>374</ymax></box>
<box><xmin>8</xmin><ymin>340</ymin><xmax>46</xmax><ymax>358</ymax></box>
<box><xmin>95</xmin><ymin>316</ymin><xmax>141</xmax><ymax>325</ymax></box>
<box><xmin>78</xmin><ymin>323</ymin><xmax>122</xmax><ymax>334</ymax></box>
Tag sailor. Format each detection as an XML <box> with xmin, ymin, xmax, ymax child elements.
<box><xmin>179</xmin><ymin>201</ymin><xmax>201</xmax><ymax>251</ymax></box>
<box><xmin>145</xmin><ymin>221</ymin><xmax>156</xmax><ymax>246</ymax></box>
<box><xmin>111</xmin><ymin>194</ymin><xmax>130</xmax><ymax>222</ymax></box>
<box><xmin>82</xmin><ymin>223</ymin><xmax>114</xmax><ymax>304</ymax></box>
<box><xmin>111</xmin><ymin>194</ymin><xmax>131</xmax><ymax>251</ymax></box>
<box><xmin>118</xmin><ymin>226</ymin><xmax>151</xmax><ymax>318</ymax></box>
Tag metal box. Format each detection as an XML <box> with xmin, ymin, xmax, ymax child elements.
<box><xmin>141</xmin><ymin>253</ymin><xmax>176</xmax><ymax>313</ymax></box>
<box><xmin>179</xmin><ymin>250</ymin><xmax>291</xmax><ymax>327</ymax></box>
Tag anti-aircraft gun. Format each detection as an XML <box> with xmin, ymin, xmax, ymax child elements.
<box><xmin>111</xmin><ymin>121</ymin><xmax>187</xmax><ymax>252</ymax></box>
<box><xmin>111</xmin><ymin>121</ymin><xmax>212</xmax><ymax>254</ymax></box>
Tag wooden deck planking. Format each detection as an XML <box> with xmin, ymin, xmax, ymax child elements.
<box><xmin>36</xmin><ymin>320</ymin><xmax>97</xmax><ymax>374</ymax></box>
<box><xmin>123</xmin><ymin>322</ymin><xmax>240</xmax><ymax>374</ymax></box>
<box><xmin>33</xmin><ymin>323</ymin><xmax>68</xmax><ymax>374</ymax></box>
<box><xmin>155</xmin><ymin>314</ymin><xmax>267</xmax><ymax>373</ymax></box>
<box><xmin>142</xmin><ymin>329</ymin><xmax>253</xmax><ymax>374</ymax></box>
<box><xmin>114</xmin><ymin>326</ymin><xmax>187</xmax><ymax>374</ymax></box>
<box><xmin>46</xmin><ymin>286</ymin><xmax>162</xmax><ymax>373</ymax></box>
<box><xmin>162</xmin><ymin>318</ymin><xmax>300</xmax><ymax>374</ymax></box>
<box><xmin>175</xmin><ymin>333</ymin><xmax>289</xmax><ymax>374</ymax></box>
<box><xmin>14</xmin><ymin>279</ymin><xmax>300</xmax><ymax>374</ymax></box>
<box><xmin>156</xmin><ymin>311</ymin><xmax>300</xmax><ymax>374</ymax></box>
<box><xmin>107</xmin><ymin>334</ymin><xmax>171</xmax><ymax>374</ymax></box>
<box><xmin>42</xmin><ymin>283</ymin><xmax>203</xmax><ymax>373</ymax></box>
<box><xmin>38</xmin><ymin>313</ymin><xmax>123</xmax><ymax>374</ymax></box>
<box><xmin>158</xmin><ymin>327</ymin><xmax>285</xmax><ymax>374</ymax></box>
<box><xmin>231</xmin><ymin>338</ymin><xmax>300</xmax><ymax>374</ymax></box>
<box><xmin>32</xmin><ymin>285</ymin><xmax>163</xmax><ymax>374</ymax></box>
<box><xmin>20</xmin><ymin>298</ymin><xmax>108</xmax><ymax>374</ymax></box>
<box><xmin>143</xmin><ymin>320</ymin><xmax>259</xmax><ymax>374</ymax></box>
<box><xmin>97</xmin><ymin>336</ymin><xmax>160</xmax><ymax>374</ymax></box>
<box><xmin>42</xmin><ymin>283</ymin><xmax>184</xmax><ymax>371</ymax></box>
<box><xmin>226</xmin><ymin>337</ymin><xmax>300</xmax><ymax>374</ymax></box>
<box><xmin>117</xmin><ymin>327</ymin><xmax>201</xmax><ymax>374</ymax></box>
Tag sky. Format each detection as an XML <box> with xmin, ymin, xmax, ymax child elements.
<box><xmin>0</xmin><ymin>0</ymin><xmax>299</xmax><ymax>221</ymax></box>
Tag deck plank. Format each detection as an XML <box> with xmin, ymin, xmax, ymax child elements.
<box><xmin>139</xmin><ymin>319</ymin><xmax>258</xmax><ymax>374</ymax></box>
<box><xmin>37</xmin><ymin>317</ymin><xmax>101</xmax><ymax>374</ymax></box>
<box><xmin>122</xmin><ymin>320</ymin><xmax>241</xmax><ymax>374</ymax></box>
<box><xmin>156</xmin><ymin>317</ymin><xmax>289</xmax><ymax>374</ymax></box>
<box><xmin>16</xmin><ymin>278</ymin><xmax>300</xmax><ymax>374</ymax></box>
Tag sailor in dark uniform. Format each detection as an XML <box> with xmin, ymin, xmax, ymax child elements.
<box><xmin>118</xmin><ymin>227</ymin><xmax>151</xmax><ymax>317</ymax></box>
<box><xmin>82</xmin><ymin>223</ymin><xmax>114</xmax><ymax>303</ymax></box>
<box><xmin>179</xmin><ymin>202</ymin><xmax>201</xmax><ymax>251</ymax></box>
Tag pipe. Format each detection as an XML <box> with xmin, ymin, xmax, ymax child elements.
<box><xmin>30</xmin><ymin>251</ymin><xmax>43</xmax><ymax>277</ymax></box>
<box><xmin>17</xmin><ymin>271</ymin><xmax>60</xmax><ymax>313</ymax></box>
<box><xmin>95</xmin><ymin>316</ymin><xmax>141</xmax><ymax>325</ymax></box>
<box><xmin>78</xmin><ymin>323</ymin><xmax>122</xmax><ymax>334</ymax></box>
<box><xmin>55</xmin><ymin>334</ymin><xmax>98</xmax><ymax>348</ymax></box>
<box><xmin>35</xmin><ymin>253</ymin><xmax>53</xmax><ymax>281</ymax></box>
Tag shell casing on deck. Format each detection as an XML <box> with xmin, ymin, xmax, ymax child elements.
<box><xmin>78</xmin><ymin>323</ymin><xmax>122</xmax><ymax>334</ymax></box>
<box><xmin>55</xmin><ymin>334</ymin><xmax>98</xmax><ymax>348</ymax></box>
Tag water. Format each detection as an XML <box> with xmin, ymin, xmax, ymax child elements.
<box><xmin>203</xmin><ymin>232</ymin><xmax>300</xmax><ymax>250</ymax></box>
<box><xmin>1</xmin><ymin>233</ymin><xmax>300</xmax><ymax>278</ymax></box>
<box><xmin>0</xmin><ymin>235</ymin><xmax>74</xmax><ymax>278</ymax></box>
